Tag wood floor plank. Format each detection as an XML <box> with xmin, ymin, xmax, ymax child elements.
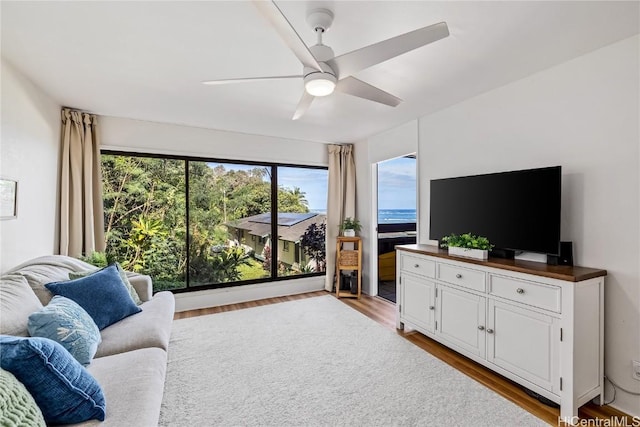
<box><xmin>175</xmin><ymin>290</ymin><xmax>633</xmax><ymax>426</ymax></box>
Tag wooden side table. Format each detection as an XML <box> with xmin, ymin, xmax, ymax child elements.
<box><xmin>335</xmin><ymin>236</ymin><xmax>362</xmax><ymax>299</ymax></box>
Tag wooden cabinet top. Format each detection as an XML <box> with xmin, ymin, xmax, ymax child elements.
<box><xmin>337</xmin><ymin>236</ymin><xmax>362</xmax><ymax>243</ymax></box>
<box><xmin>396</xmin><ymin>244</ymin><xmax>606</xmax><ymax>282</ymax></box>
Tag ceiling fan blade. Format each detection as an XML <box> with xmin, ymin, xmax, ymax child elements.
<box><xmin>327</xmin><ymin>22</ymin><xmax>449</xmax><ymax>79</ymax></box>
<box><xmin>336</xmin><ymin>77</ymin><xmax>402</xmax><ymax>107</ymax></box>
<box><xmin>292</xmin><ymin>91</ymin><xmax>315</xmax><ymax>120</ymax></box>
<box><xmin>202</xmin><ymin>75</ymin><xmax>301</xmax><ymax>85</ymax></box>
<box><xmin>253</xmin><ymin>1</ymin><xmax>323</xmax><ymax>72</ymax></box>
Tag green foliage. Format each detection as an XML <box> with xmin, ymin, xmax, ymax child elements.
<box><xmin>102</xmin><ymin>156</ymin><xmax>186</xmax><ymax>288</ymax></box>
<box><xmin>237</xmin><ymin>258</ymin><xmax>268</xmax><ymax>281</ymax></box>
<box><xmin>298</xmin><ymin>264</ymin><xmax>315</xmax><ymax>274</ymax></box>
<box><xmin>200</xmin><ymin>247</ymin><xmax>252</xmax><ymax>284</ymax></box>
<box><xmin>339</xmin><ymin>217</ymin><xmax>361</xmax><ymax>232</ymax></box>
<box><xmin>440</xmin><ymin>233</ymin><xmax>494</xmax><ymax>251</ymax></box>
<box><xmin>300</xmin><ymin>222</ymin><xmax>326</xmax><ymax>272</ymax></box>
<box><xmin>278</xmin><ymin>186</ymin><xmax>308</xmax><ymax>213</ymax></box>
<box><xmin>79</xmin><ymin>251</ymin><xmax>108</xmax><ymax>268</ymax></box>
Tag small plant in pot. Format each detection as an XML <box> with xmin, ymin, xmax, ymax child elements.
<box><xmin>340</xmin><ymin>217</ymin><xmax>361</xmax><ymax>237</ymax></box>
<box><xmin>440</xmin><ymin>232</ymin><xmax>493</xmax><ymax>260</ymax></box>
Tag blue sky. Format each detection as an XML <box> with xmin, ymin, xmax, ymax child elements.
<box><xmin>278</xmin><ymin>167</ymin><xmax>328</xmax><ymax>210</ymax></box>
<box><xmin>378</xmin><ymin>157</ymin><xmax>416</xmax><ymax>210</ymax></box>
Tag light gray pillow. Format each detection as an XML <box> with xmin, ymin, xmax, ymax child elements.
<box><xmin>0</xmin><ymin>274</ymin><xmax>43</xmax><ymax>336</ymax></box>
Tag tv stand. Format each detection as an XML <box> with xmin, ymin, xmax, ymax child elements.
<box><xmin>395</xmin><ymin>244</ymin><xmax>606</xmax><ymax>425</ymax></box>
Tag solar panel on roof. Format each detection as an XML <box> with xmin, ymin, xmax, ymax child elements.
<box><xmin>249</xmin><ymin>212</ymin><xmax>316</xmax><ymax>226</ymax></box>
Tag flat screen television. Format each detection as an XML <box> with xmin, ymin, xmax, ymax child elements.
<box><xmin>429</xmin><ymin>166</ymin><xmax>561</xmax><ymax>256</ymax></box>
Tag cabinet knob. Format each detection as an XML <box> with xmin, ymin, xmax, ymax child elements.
<box><xmin>414</xmin><ymin>264</ymin><xmax>420</xmax><ymax>268</ymax></box>
<box><xmin>487</xmin><ymin>328</ymin><xmax>494</xmax><ymax>334</ymax></box>
<box><xmin>478</xmin><ymin>325</ymin><xmax>485</xmax><ymax>331</ymax></box>
<box><xmin>429</xmin><ymin>306</ymin><xmax>435</xmax><ymax>310</ymax></box>
<box><xmin>516</xmin><ymin>288</ymin><xmax>525</xmax><ymax>294</ymax></box>
<box><xmin>455</xmin><ymin>273</ymin><xmax>462</xmax><ymax>279</ymax></box>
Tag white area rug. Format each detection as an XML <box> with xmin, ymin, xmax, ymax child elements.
<box><xmin>160</xmin><ymin>295</ymin><xmax>547</xmax><ymax>426</ymax></box>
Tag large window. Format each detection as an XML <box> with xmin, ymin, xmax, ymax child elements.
<box><xmin>101</xmin><ymin>152</ymin><xmax>327</xmax><ymax>293</ymax></box>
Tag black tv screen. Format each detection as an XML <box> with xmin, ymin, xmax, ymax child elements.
<box><xmin>429</xmin><ymin>166</ymin><xmax>561</xmax><ymax>255</ymax></box>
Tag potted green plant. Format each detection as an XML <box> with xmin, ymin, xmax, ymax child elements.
<box><xmin>340</xmin><ymin>217</ymin><xmax>362</xmax><ymax>237</ymax></box>
<box><xmin>440</xmin><ymin>232</ymin><xmax>493</xmax><ymax>260</ymax></box>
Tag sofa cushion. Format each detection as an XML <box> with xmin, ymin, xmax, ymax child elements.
<box><xmin>5</xmin><ymin>255</ymin><xmax>97</xmax><ymax>305</ymax></box>
<box><xmin>46</xmin><ymin>264</ymin><xmax>142</xmax><ymax>330</ymax></box>
<box><xmin>70</xmin><ymin>263</ymin><xmax>142</xmax><ymax>305</ymax></box>
<box><xmin>73</xmin><ymin>347</ymin><xmax>167</xmax><ymax>426</ymax></box>
<box><xmin>96</xmin><ymin>291</ymin><xmax>175</xmax><ymax>358</ymax></box>
<box><xmin>126</xmin><ymin>273</ymin><xmax>153</xmax><ymax>302</ymax></box>
<box><xmin>0</xmin><ymin>336</ymin><xmax>106</xmax><ymax>424</ymax></box>
<box><xmin>28</xmin><ymin>296</ymin><xmax>102</xmax><ymax>366</ymax></box>
<box><xmin>0</xmin><ymin>368</ymin><xmax>46</xmax><ymax>427</ymax></box>
<box><xmin>0</xmin><ymin>274</ymin><xmax>43</xmax><ymax>336</ymax></box>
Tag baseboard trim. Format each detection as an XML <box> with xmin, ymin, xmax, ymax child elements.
<box><xmin>174</xmin><ymin>276</ymin><xmax>325</xmax><ymax>312</ymax></box>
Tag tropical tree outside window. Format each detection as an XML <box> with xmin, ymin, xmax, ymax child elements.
<box><xmin>101</xmin><ymin>152</ymin><xmax>327</xmax><ymax>292</ymax></box>
<box><xmin>188</xmin><ymin>162</ymin><xmax>271</xmax><ymax>286</ymax></box>
<box><xmin>102</xmin><ymin>155</ymin><xmax>187</xmax><ymax>291</ymax></box>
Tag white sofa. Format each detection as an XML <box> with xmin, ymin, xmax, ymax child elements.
<box><xmin>1</xmin><ymin>255</ymin><xmax>175</xmax><ymax>426</ymax></box>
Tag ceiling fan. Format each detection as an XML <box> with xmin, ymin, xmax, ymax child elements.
<box><xmin>202</xmin><ymin>1</ymin><xmax>449</xmax><ymax>120</ymax></box>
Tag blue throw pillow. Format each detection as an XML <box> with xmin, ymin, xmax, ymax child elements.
<box><xmin>0</xmin><ymin>335</ymin><xmax>106</xmax><ymax>424</ymax></box>
<box><xmin>45</xmin><ymin>264</ymin><xmax>141</xmax><ymax>330</ymax></box>
<box><xmin>69</xmin><ymin>262</ymin><xmax>142</xmax><ymax>305</ymax></box>
<box><xmin>28</xmin><ymin>296</ymin><xmax>102</xmax><ymax>366</ymax></box>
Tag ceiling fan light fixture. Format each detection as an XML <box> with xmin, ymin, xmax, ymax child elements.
<box><xmin>304</xmin><ymin>73</ymin><xmax>337</xmax><ymax>97</ymax></box>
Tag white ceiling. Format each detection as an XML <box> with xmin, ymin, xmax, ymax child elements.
<box><xmin>2</xmin><ymin>1</ymin><xmax>638</xmax><ymax>143</ymax></box>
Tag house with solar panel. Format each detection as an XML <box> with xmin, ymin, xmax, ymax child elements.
<box><xmin>226</xmin><ymin>212</ymin><xmax>326</xmax><ymax>270</ymax></box>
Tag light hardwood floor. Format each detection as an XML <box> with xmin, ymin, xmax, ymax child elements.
<box><xmin>174</xmin><ymin>291</ymin><xmax>634</xmax><ymax>426</ymax></box>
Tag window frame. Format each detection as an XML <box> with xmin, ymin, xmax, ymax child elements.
<box><xmin>101</xmin><ymin>150</ymin><xmax>327</xmax><ymax>294</ymax></box>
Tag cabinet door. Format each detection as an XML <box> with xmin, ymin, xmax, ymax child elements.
<box><xmin>487</xmin><ymin>299</ymin><xmax>559</xmax><ymax>393</ymax></box>
<box><xmin>400</xmin><ymin>274</ymin><xmax>436</xmax><ymax>333</ymax></box>
<box><xmin>436</xmin><ymin>284</ymin><xmax>486</xmax><ymax>358</ymax></box>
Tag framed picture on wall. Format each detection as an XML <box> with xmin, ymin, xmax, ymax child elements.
<box><xmin>0</xmin><ymin>178</ymin><xmax>18</xmax><ymax>220</ymax></box>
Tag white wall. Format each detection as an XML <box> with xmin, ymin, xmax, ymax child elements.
<box><xmin>101</xmin><ymin>116</ymin><xmax>329</xmax><ymax>167</ymax></box>
<box><xmin>368</xmin><ymin>120</ymin><xmax>419</xmax><ymax>164</ymax></box>
<box><xmin>417</xmin><ymin>35</ymin><xmax>639</xmax><ymax>416</ymax></box>
<box><xmin>0</xmin><ymin>59</ymin><xmax>60</xmax><ymax>273</ymax></box>
<box><xmin>99</xmin><ymin>116</ymin><xmax>330</xmax><ymax>310</ymax></box>
<box><xmin>355</xmin><ymin>120</ymin><xmax>418</xmax><ymax>294</ymax></box>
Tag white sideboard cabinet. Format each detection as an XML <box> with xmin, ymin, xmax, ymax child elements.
<box><xmin>396</xmin><ymin>244</ymin><xmax>606</xmax><ymax>423</ymax></box>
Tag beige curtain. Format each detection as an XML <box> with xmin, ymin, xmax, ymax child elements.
<box><xmin>325</xmin><ymin>144</ymin><xmax>356</xmax><ymax>291</ymax></box>
<box><xmin>59</xmin><ymin>108</ymin><xmax>105</xmax><ymax>257</ymax></box>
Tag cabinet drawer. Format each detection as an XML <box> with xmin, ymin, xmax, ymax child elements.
<box><xmin>437</xmin><ymin>263</ymin><xmax>486</xmax><ymax>292</ymax></box>
<box><xmin>489</xmin><ymin>275</ymin><xmax>561</xmax><ymax>313</ymax></box>
<box><xmin>399</xmin><ymin>253</ymin><xmax>435</xmax><ymax>278</ymax></box>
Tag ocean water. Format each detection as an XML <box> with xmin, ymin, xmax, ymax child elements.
<box><xmin>310</xmin><ymin>209</ymin><xmax>416</xmax><ymax>224</ymax></box>
<box><xmin>378</xmin><ymin>209</ymin><xmax>417</xmax><ymax>224</ymax></box>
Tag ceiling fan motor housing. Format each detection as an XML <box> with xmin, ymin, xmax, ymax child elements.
<box><xmin>309</xmin><ymin>44</ymin><xmax>334</xmax><ymax>62</ymax></box>
<box><xmin>304</xmin><ymin>44</ymin><xmax>337</xmax><ymax>97</ymax></box>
